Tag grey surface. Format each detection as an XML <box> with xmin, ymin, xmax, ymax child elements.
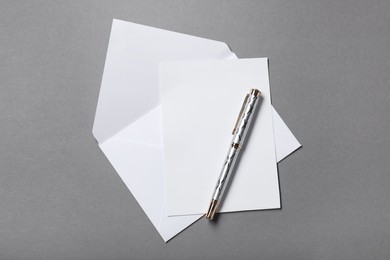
<box><xmin>1</xmin><ymin>0</ymin><xmax>389</xmax><ymax>259</ymax></box>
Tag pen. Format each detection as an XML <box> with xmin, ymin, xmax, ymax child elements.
<box><xmin>205</xmin><ymin>88</ymin><xmax>261</xmax><ymax>220</ymax></box>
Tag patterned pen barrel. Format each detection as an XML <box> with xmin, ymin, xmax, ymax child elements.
<box><xmin>206</xmin><ymin>89</ymin><xmax>261</xmax><ymax>220</ymax></box>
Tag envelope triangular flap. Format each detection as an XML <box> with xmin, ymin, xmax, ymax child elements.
<box><xmin>99</xmin><ymin>123</ymin><xmax>202</xmax><ymax>242</ymax></box>
<box><xmin>92</xmin><ymin>19</ymin><xmax>235</xmax><ymax>144</ymax></box>
<box><xmin>111</xmin><ymin>106</ymin><xmax>162</xmax><ymax>147</ymax></box>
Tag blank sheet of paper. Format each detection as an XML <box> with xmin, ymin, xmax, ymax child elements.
<box><xmin>160</xmin><ymin>58</ymin><xmax>280</xmax><ymax>216</ymax></box>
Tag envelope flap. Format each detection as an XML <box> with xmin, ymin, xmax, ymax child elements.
<box><xmin>92</xmin><ymin>19</ymin><xmax>235</xmax><ymax>144</ymax></box>
<box><xmin>111</xmin><ymin>106</ymin><xmax>163</xmax><ymax>147</ymax></box>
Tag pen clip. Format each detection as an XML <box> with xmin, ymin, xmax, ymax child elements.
<box><xmin>232</xmin><ymin>94</ymin><xmax>249</xmax><ymax>134</ymax></box>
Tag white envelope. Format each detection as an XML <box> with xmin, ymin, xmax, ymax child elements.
<box><xmin>92</xmin><ymin>19</ymin><xmax>300</xmax><ymax>242</ymax></box>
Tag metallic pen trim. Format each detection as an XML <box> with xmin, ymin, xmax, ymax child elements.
<box><xmin>250</xmin><ymin>88</ymin><xmax>261</xmax><ymax>97</ymax></box>
<box><xmin>205</xmin><ymin>199</ymin><xmax>219</xmax><ymax>220</ymax></box>
<box><xmin>232</xmin><ymin>142</ymin><xmax>240</xmax><ymax>149</ymax></box>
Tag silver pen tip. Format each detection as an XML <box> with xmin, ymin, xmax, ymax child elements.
<box><xmin>205</xmin><ymin>199</ymin><xmax>219</xmax><ymax>220</ymax></box>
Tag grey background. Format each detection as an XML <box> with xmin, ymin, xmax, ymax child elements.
<box><xmin>1</xmin><ymin>0</ymin><xmax>389</xmax><ymax>259</ymax></box>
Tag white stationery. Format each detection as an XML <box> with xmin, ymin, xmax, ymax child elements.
<box><xmin>161</xmin><ymin>58</ymin><xmax>280</xmax><ymax>216</ymax></box>
<box><xmin>92</xmin><ymin>19</ymin><xmax>300</xmax><ymax>242</ymax></box>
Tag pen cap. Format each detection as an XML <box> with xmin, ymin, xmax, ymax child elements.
<box><xmin>232</xmin><ymin>94</ymin><xmax>249</xmax><ymax>135</ymax></box>
<box><xmin>232</xmin><ymin>89</ymin><xmax>261</xmax><ymax>145</ymax></box>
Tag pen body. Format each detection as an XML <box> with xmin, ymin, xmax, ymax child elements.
<box><xmin>211</xmin><ymin>143</ymin><xmax>241</xmax><ymax>202</ymax></box>
<box><xmin>206</xmin><ymin>89</ymin><xmax>261</xmax><ymax>220</ymax></box>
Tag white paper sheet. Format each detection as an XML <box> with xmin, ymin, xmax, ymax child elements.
<box><xmin>93</xmin><ymin>19</ymin><xmax>301</xmax><ymax>242</ymax></box>
<box><xmin>161</xmin><ymin>58</ymin><xmax>280</xmax><ymax>216</ymax></box>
